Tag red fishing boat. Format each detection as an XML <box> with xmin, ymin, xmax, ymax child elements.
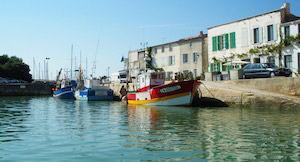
<box><xmin>127</xmin><ymin>70</ymin><xmax>201</xmax><ymax>106</ymax></box>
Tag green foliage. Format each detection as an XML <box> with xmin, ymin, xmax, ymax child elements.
<box><xmin>146</xmin><ymin>47</ymin><xmax>152</xmax><ymax>69</ymax></box>
<box><xmin>0</xmin><ymin>55</ymin><xmax>32</xmax><ymax>82</ymax></box>
<box><xmin>249</xmin><ymin>48</ymin><xmax>260</xmax><ymax>54</ymax></box>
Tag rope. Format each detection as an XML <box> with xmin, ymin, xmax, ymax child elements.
<box><xmin>201</xmin><ymin>83</ymin><xmax>215</xmax><ymax>98</ymax></box>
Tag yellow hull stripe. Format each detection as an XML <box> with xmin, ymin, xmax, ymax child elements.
<box><xmin>128</xmin><ymin>92</ymin><xmax>191</xmax><ymax>105</ymax></box>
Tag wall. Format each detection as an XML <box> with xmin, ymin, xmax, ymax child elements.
<box><xmin>152</xmin><ymin>42</ymin><xmax>181</xmax><ymax>79</ymax></box>
<box><xmin>179</xmin><ymin>38</ymin><xmax>204</xmax><ymax>76</ymax></box>
<box><xmin>0</xmin><ymin>83</ymin><xmax>53</xmax><ymax>96</ymax></box>
<box><xmin>218</xmin><ymin>77</ymin><xmax>300</xmax><ymax>96</ymax></box>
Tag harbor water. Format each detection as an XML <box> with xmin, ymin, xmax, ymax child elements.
<box><xmin>0</xmin><ymin>96</ymin><xmax>299</xmax><ymax>161</ymax></box>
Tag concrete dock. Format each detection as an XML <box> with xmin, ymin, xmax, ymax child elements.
<box><xmin>109</xmin><ymin>77</ymin><xmax>300</xmax><ymax>109</ymax></box>
<box><xmin>199</xmin><ymin>77</ymin><xmax>300</xmax><ymax>109</ymax></box>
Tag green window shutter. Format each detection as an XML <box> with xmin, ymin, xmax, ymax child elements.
<box><xmin>212</xmin><ymin>37</ymin><xmax>217</xmax><ymax>51</ymax></box>
<box><xmin>217</xmin><ymin>62</ymin><xmax>220</xmax><ymax>72</ymax></box>
<box><xmin>210</xmin><ymin>63</ymin><xmax>214</xmax><ymax>72</ymax></box>
<box><xmin>233</xmin><ymin>32</ymin><xmax>236</xmax><ymax>48</ymax></box>
<box><xmin>227</xmin><ymin>65</ymin><xmax>231</xmax><ymax>71</ymax></box>
<box><xmin>230</xmin><ymin>32</ymin><xmax>236</xmax><ymax>48</ymax></box>
<box><xmin>217</xmin><ymin>36</ymin><xmax>221</xmax><ymax>50</ymax></box>
<box><xmin>225</xmin><ymin>34</ymin><xmax>229</xmax><ymax>49</ymax></box>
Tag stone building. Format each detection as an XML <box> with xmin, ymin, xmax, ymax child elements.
<box><xmin>128</xmin><ymin>32</ymin><xmax>208</xmax><ymax>80</ymax></box>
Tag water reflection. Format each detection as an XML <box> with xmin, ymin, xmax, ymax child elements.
<box><xmin>0</xmin><ymin>97</ymin><xmax>32</xmax><ymax>143</ymax></box>
<box><xmin>0</xmin><ymin>97</ymin><xmax>299</xmax><ymax>161</ymax></box>
<box><xmin>125</xmin><ymin>105</ymin><xmax>300</xmax><ymax>161</ymax></box>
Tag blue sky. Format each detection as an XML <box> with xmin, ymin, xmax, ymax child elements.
<box><xmin>0</xmin><ymin>0</ymin><xmax>299</xmax><ymax>80</ymax></box>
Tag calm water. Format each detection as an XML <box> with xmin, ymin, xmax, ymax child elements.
<box><xmin>0</xmin><ymin>97</ymin><xmax>299</xmax><ymax>161</ymax></box>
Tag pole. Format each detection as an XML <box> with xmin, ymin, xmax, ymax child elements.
<box><xmin>44</xmin><ymin>60</ymin><xmax>45</xmax><ymax>80</ymax></box>
<box><xmin>39</xmin><ymin>63</ymin><xmax>40</xmax><ymax>80</ymax></box>
<box><xmin>33</xmin><ymin>57</ymin><xmax>35</xmax><ymax>80</ymax></box>
<box><xmin>86</xmin><ymin>57</ymin><xmax>88</xmax><ymax>79</ymax></box>
<box><xmin>71</xmin><ymin>45</ymin><xmax>73</xmax><ymax>80</ymax></box>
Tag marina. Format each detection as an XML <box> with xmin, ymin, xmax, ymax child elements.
<box><xmin>0</xmin><ymin>96</ymin><xmax>299</xmax><ymax>161</ymax></box>
<box><xmin>0</xmin><ymin>1</ymin><xmax>300</xmax><ymax>161</ymax></box>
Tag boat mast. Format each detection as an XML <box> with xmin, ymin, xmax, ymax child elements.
<box><xmin>71</xmin><ymin>44</ymin><xmax>73</xmax><ymax>80</ymax></box>
<box><xmin>92</xmin><ymin>38</ymin><xmax>100</xmax><ymax>78</ymax></box>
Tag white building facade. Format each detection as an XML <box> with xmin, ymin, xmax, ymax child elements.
<box><xmin>281</xmin><ymin>19</ymin><xmax>300</xmax><ymax>77</ymax></box>
<box><xmin>207</xmin><ymin>3</ymin><xmax>297</xmax><ymax>73</ymax></box>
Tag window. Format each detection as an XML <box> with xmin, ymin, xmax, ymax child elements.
<box><xmin>183</xmin><ymin>70</ymin><xmax>189</xmax><ymax>77</ymax></box>
<box><xmin>253</xmin><ymin>28</ymin><xmax>260</xmax><ymax>43</ymax></box>
<box><xmin>298</xmin><ymin>24</ymin><xmax>300</xmax><ymax>34</ymax></box>
<box><xmin>269</xmin><ymin>56</ymin><xmax>275</xmax><ymax>64</ymax></box>
<box><xmin>267</xmin><ymin>25</ymin><xmax>274</xmax><ymax>41</ymax></box>
<box><xmin>190</xmin><ymin>42</ymin><xmax>193</xmax><ymax>47</ymax></box>
<box><xmin>222</xmin><ymin>35</ymin><xmax>226</xmax><ymax>49</ymax></box>
<box><xmin>167</xmin><ymin>72</ymin><xmax>173</xmax><ymax>80</ymax></box>
<box><xmin>284</xmin><ymin>26</ymin><xmax>290</xmax><ymax>46</ymax></box>
<box><xmin>193</xmin><ymin>69</ymin><xmax>197</xmax><ymax>77</ymax></box>
<box><xmin>183</xmin><ymin>54</ymin><xmax>188</xmax><ymax>63</ymax></box>
<box><xmin>162</xmin><ymin>46</ymin><xmax>165</xmax><ymax>53</ymax></box>
<box><xmin>168</xmin><ymin>56</ymin><xmax>175</xmax><ymax>65</ymax></box>
<box><xmin>284</xmin><ymin>55</ymin><xmax>292</xmax><ymax>69</ymax></box>
<box><xmin>151</xmin><ymin>74</ymin><xmax>157</xmax><ymax>79</ymax></box>
<box><xmin>169</xmin><ymin>45</ymin><xmax>173</xmax><ymax>52</ymax></box>
<box><xmin>298</xmin><ymin>53</ymin><xmax>300</xmax><ymax>72</ymax></box>
<box><xmin>193</xmin><ymin>52</ymin><xmax>197</xmax><ymax>63</ymax></box>
<box><xmin>154</xmin><ymin>48</ymin><xmax>157</xmax><ymax>54</ymax></box>
<box><xmin>210</xmin><ymin>63</ymin><xmax>221</xmax><ymax>72</ymax></box>
<box><xmin>241</xmin><ymin>29</ymin><xmax>248</xmax><ymax>46</ymax></box>
<box><xmin>161</xmin><ymin>57</ymin><xmax>165</xmax><ymax>67</ymax></box>
<box><xmin>213</xmin><ymin>34</ymin><xmax>230</xmax><ymax>51</ymax></box>
<box><xmin>152</xmin><ymin>58</ymin><xmax>157</xmax><ymax>67</ymax></box>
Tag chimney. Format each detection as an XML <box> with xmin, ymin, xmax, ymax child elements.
<box><xmin>200</xmin><ymin>31</ymin><xmax>203</xmax><ymax>36</ymax></box>
<box><xmin>281</xmin><ymin>3</ymin><xmax>290</xmax><ymax>14</ymax></box>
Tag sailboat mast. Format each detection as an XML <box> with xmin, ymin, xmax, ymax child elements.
<box><xmin>92</xmin><ymin>38</ymin><xmax>100</xmax><ymax>78</ymax></box>
<box><xmin>71</xmin><ymin>44</ymin><xmax>73</xmax><ymax>80</ymax></box>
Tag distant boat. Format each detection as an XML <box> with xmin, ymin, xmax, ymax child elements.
<box><xmin>53</xmin><ymin>80</ymin><xmax>76</xmax><ymax>99</ymax></box>
<box><xmin>127</xmin><ymin>70</ymin><xmax>201</xmax><ymax>106</ymax></box>
<box><xmin>74</xmin><ymin>79</ymin><xmax>114</xmax><ymax>101</ymax></box>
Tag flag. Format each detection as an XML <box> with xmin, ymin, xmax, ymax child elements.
<box><xmin>121</xmin><ymin>56</ymin><xmax>124</xmax><ymax>62</ymax></box>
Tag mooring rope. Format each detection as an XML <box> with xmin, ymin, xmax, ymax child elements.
<box><xmin>201</xmin><ymin>83</ymin><xmax>215</xmax><ymax>98</ymax></box>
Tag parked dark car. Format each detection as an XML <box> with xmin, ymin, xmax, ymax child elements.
<box><xmin>242</xmin><ymin>63</ymin><xmax>291</xmax><ymax>79</ymax></box>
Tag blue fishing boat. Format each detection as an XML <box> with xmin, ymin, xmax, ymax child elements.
<box><xmin>74</xmin><ymin>79</ymin><xmax>114</xmax><ymax>101</ymax></box>
<box><xmin>53</xmin><ymin>80</ymin><xmax>76</xmax><ymax>99</ymax></box>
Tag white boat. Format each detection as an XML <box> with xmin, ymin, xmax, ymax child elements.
<box><xmin>74</xmin><ymin>79</ymin><xmax>114</xmax><ymax>101</ymax></box>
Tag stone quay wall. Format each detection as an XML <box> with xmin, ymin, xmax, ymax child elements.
<box><xmin>199</xmin><ymin>77</ymin><xmax>300</xmax><ymax>109</ymax></box>
<box><xmin>0</xmin><ymin>83</ymin><xmax>53</xmax><ymax>96</ymax></box>
<box><xmin>218</xmin><ymin>77</ymin><xmax>300</xmax><ymax>97</ymax></box>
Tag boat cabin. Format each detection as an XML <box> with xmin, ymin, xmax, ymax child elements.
<box><xmin>84</xmin><ymin>79</ymin><xmax>109</xmax><ymax>90</ymax></box>
<box><xmin>137</xmin><ymin>70</ymin><xmax>165</xmax><ymax>92</ymax></box>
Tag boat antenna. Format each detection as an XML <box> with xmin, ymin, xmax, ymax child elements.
<box><xmin>92</xmin><ymin>37</ymin><xmax>100</xmax><ymax>78</ymax></box>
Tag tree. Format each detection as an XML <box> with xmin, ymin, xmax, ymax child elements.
<box><xmin>0</xmin><ymin>55</ymin><xmax>32</xmax><ymax>82</ymax></box>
